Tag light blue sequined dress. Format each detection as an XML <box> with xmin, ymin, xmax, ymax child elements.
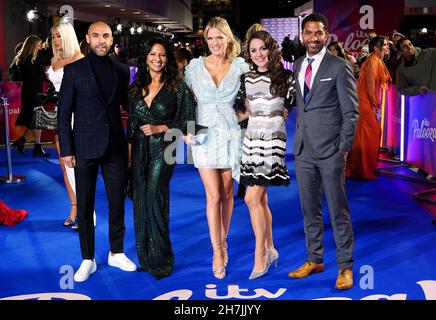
<box><xmin>184</xmin><ymin>56</ymin><xmax>249</xmax><ymax>181</ymax></box>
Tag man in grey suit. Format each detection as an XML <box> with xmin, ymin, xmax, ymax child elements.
<box><xmin>288</xmin><ymin>13</ymin><xmax>359</xmax><ymax>290</ymax></box>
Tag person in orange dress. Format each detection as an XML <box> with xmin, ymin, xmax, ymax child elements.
<box><xmin>346</xmin><ymin>36</ymin><xmax>391</xmax><ymax>179</ymax></box>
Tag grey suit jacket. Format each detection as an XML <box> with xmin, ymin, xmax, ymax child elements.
<box><xmin>293</xmin><ymin>50</ymin><xmax>359</xmax><ymax>158</ymax></box>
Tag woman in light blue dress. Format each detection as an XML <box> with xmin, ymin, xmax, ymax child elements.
<box><xmin>184</xmin><ymin>17</ymin><xmax>249</xmax><ymax>279</ymax></box>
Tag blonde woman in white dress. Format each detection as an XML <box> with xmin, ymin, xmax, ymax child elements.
<box><xmin>46</xmin><ymin>22</ymin><xmax>95</xmax><ymax>230</ymax></box>
<box><xmin>184</xmin><ymin>17</ymin><xmax>249</xmax><ymax>279</ymax></box>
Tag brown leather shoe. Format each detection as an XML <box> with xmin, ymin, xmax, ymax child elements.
<box><xmin>335</xmin><ymin>268</ymin><xmax>353</xmax><ymax>290</ymax></box>
<box><xmin>288</xmin><ymin>261</ymin><xmax>324</xmax><ymax>279</ymax></box>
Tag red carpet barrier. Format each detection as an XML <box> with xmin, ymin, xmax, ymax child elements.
<box><xmin>383</xmin><ymin>86</ymin><xmax>436</xmax><ymax>177</ymax></box>
<box><xmin>405</xmin><ymin>90</ymin><xmax>436</xmax><ymax>177</ymax></box>
<box><xmin>384</xmin><ymin>85</ymin><xmax>402</xmax><ymax>156</ymax></box>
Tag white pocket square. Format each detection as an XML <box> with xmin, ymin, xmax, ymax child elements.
<box><xmin>320</xmin><ymin>78</ymin><xmax>332</xmax><ymax>82</ymax></box>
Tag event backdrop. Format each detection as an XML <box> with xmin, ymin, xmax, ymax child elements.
<box><xmin>0</xmin><ymin>0</ymin><xmax>5</xmax><ymax>81</ymax></box>
<box><xmin>406</xmin><ymin>90</ymin><xmax>436</xmax><ymax>177</ymax></box>
<box><xmin>314</xmin><ymin>0</ymin><xmax>405</xmax><ymax>54</ymax></box>
<box><xmin>0</xmin><ymin>81</ymin><xmax>24</xmax><ymax>142</ymax></box>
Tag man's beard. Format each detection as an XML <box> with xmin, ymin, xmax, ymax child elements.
<box><xmin>305</xmin><ymin>41</ymin><xmax>325</xmax><ymax>55</ymax></box>
<box><xmin>92</xmin><ymin>45</ymin><xmax>109</xmax><ymax>56</ymax></box>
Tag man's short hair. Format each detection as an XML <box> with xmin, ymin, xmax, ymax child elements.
<box><xmin>396</xmin><ymin>37</ymin><xmax>412</xmax><ymax>52</ymax></box>
<box><xmin>301</xmin><ymin>13</ymin><xmax>329</xmax><ymax>32</ymax></box>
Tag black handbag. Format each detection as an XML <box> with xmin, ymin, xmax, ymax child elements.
<box><xmin>31</xmin><ymin>82</ymin><xmax>58</xmax><ymax>130</ymax></box>
<box><xmin>31</xmin><ymin>106</ymin><xmax>57</xmax><ymax>130</ymax></box>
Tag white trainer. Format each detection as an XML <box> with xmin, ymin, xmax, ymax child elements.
<box><xmin>74</xmin><ymin>259</ymin><xmax>97</xmax><ymax>282</ymax></box>
<box><xmin>108</xmin><ymin>252</ymin><xmax>136</xmax><ymax>272</ymax></box>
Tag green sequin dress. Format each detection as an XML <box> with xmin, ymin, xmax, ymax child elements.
<box><xmin>128</xmin><ymin>79</ymin><xmax>196</xmax><ymax>279</ymax></box>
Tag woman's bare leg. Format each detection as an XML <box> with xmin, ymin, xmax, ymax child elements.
<box><xmin>218</xmin><ymin>169</ymin><xmax>234</xmax><ymax>262</ymax></box>
<box><xmin>198</xmin><ymin>168</ymin><xmax>225</xmax><ymax>278</ymax></box>
<box><xmin>262</xmin><ymin>192</ymin><xmax>275</xmax><ymax>251</ymax></box>
<box><xmin>55</xmin><ymin>135</ymin><xmax>77</xmax><ymax>222</ymax></box>
<box><xmin>34</xmin><ymin>129</ymin><xmax>42</xmax><ymax>144</ymax></box>
<box><xmin>245</xmin><ymin>185</ymin><xmax>268</xmax><ymax>272</ymax></box>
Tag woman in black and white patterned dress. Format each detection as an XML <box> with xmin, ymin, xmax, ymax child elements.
<box><xmin>234</xmin><ymin>30</ymin><xmax>295</xmax><ymax>280</ymax></box>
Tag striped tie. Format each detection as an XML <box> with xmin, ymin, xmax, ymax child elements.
<box><xmin>304</xmin><ymin>58</ymin><xmax>315</xmax><ymax>103</ymax></box>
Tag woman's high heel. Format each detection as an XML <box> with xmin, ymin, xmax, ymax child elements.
<box><xmin>268</xmin><ymin>248</ymin><xmax>279</xmax><ymax>268</ymax></box>
<box><xmin>221</xmin><ymin>234</ymin><xmax>228</xmax><ymax>267</ymax></box>
<box><xmin>63</xmin><ymin>204</ymin><xmax>77</xmax><ymax>227</ymax></box>
<box><xmin>249</xmin><ymin>250</ymin><xmax>271</xmax><ymax>280</ymax></box>
<box><xmin>212</xmin><ymin>244</ymin><xmax>226</xmax><ymax>279</ymax></box>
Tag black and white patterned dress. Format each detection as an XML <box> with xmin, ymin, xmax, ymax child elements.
<box><xmin>234</xmin><ymin>70</ymin><xmax>295</xmax><ymax>186</ymax></box>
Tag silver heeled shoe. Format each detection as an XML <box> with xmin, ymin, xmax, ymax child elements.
<box><xmin>268</xmin><ymin>248</ymin><xmax>279</xmax><ymax>268</ymax></box>
<box><xmin>249</xmin><ymin>250</ymin><xmax>272</xmax><ymax>280</ymax></box>
<box><xmin>212</xmin><ymin>244</ymin><xmax>226</xmax><ymax>279</ymax></box>
<box><xmin>221</xmin><ymin>234</ymin><xmax>228</xmax><ymax>267</ymax></box>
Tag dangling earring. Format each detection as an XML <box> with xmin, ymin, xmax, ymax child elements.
<box><xmin>249</xmin><ymin>60</ymin><xmax>254</xmax><ymax>70</ymax></box>
<box><xmin>146</xmin><ymin>64</ymin><xmax>150</xmax><ymax>72</ymax></box>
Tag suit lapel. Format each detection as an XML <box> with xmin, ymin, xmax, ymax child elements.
<box><xmin>86</xmin><ymin>56</ymin><xmax>106</xmax><ymax>105</ymax></box>
<box><xmin>294</xmin><ymin>57</ymin><xmax>304</xmax><ymax>103</ymax></box>
<box><xmin>305</xmin><ymin>51</ymin><xmax>331</xmax><ymax>106</ymax></box>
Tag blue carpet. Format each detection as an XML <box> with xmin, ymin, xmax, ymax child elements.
<box><xmin>1</xmin><ymin>116</ymin><xmax>435</xmax><ymax>300</ymax></box>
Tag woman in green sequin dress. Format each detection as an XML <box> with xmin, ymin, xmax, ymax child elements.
<box><xmin>128</xmin><ymin>37</ymin><xmax>196</xmax><ymax>279</ymax></box>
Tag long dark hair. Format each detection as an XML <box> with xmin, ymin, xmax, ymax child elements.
<box><xmin>328</xmin><ymin>41</ymin><xmax>347</xmax><ymax>59</ymax></box>
<box><xmin>130</xmin><ymin>36</ymin><xmax>179</xmax><ymax>98</ymax></box>
<box><xmin>245</xmin><ymin>30</ymin><xmax>288</xmax><ymax>97</ymax></box>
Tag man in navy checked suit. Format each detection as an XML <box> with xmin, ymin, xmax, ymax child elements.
<box><xmin>58</xmin><ymin>22</ymin><xmax>136</xmax><ymax>282</ymax></box>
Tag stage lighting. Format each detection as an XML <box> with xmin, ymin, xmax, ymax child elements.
<box><xmin>130</xmin><ymin>26</ymin><xmax>135</xmax><ymax>35</ymax></box>
<box><xmin>137</xmin><ymin>26</ymin><xmax>143</xmax><ymax>34</ymax></box>
<box><xmin>116</xmin><ymin>23</ymin><xmax>123</xmax><ymax>32</ymax></box>
<box><xmin>157</xmin><ymin>25</ymin><xmax>163</xmax><ymax>31</ymax></box>
<box><xmin>26</xmin><ymin>9</ymin><xmax>39</xmax><ymax>22</ymax></box>
<box><xmin>400</xmin><ymin>95</ymin><xmax>405</xmax><ymax>162</ymax></box>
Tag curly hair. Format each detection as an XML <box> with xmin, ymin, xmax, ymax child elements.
<box><xmin>245</xmin><ymin>30</ymin><xmax>289</xmax><ymax>97</ymax></box>
<box><xmin>242</xmin><ymin>23</ymin><xmax>264</xmax><ymax>56</ymax></box>
<box><xmin>130</xmin><ymin>36</ymin><xmax>179</xmax><ymax>99</ymax></box>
